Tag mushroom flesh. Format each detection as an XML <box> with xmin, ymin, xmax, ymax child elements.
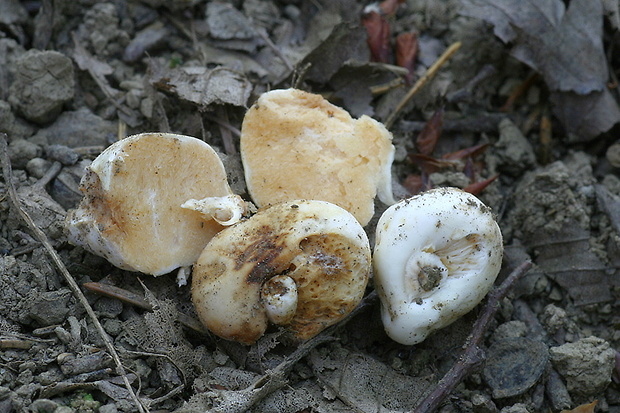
<box><xmin>66</xmin><ymin>133</ymin><xmax>248</xmax><ymax>276</ymax></box>
<box><xmin>373</xmin><ymin>187</ymin><xmax>503</xmax><ymax>345</ymax></box>
<box><xmin>191</xmin><ymin>199</ymin><xmax>371</xmax><ymax>344</ymax></box>
<box><xmin>240</xmin><ymin>88</ymin><xmax>396</xmax><ymax>226</ymax></box>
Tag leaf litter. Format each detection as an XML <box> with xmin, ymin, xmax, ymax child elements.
<box><xmin>0</xmin><ymin>0</ymin><xmax>619</xmax><ymax>412</ymax></box>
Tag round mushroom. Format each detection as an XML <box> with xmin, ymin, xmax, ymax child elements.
<box><xmin>66</xmin><ymin>133</ymin><xmax>249</xmax><ymax>276</ymax></box>
<box><xmin>373</xmin><ymin>187</ymin><xmax>504</xmax><ymax>345</ymax></box>
<box><xmin>191</xmin><ymin>199</ymin><xmax>371</xmax><ymax>345</ymax></box>
<box><xmin>240</xmin><ymin>88</ymin><xmax>396</xmax><ymax>226</ymax></box>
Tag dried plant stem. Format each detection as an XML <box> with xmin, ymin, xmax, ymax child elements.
<box><xmin>385</xmin><ymin>41</ymin><xmax>462</xmax><ymax>130</ymax></box>
<box><xmin>0</xmin><ymin>134</ymin><xmax>148</xmax><ymax>413</ymax></box>
<box><xmin>413</xmin><ymin>260</ymin><xmax>533</xmax><ymax>413</ymax></box>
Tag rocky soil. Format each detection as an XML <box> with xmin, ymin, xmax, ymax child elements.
<box><xmin>1</xmin><ymin>0</ymin><xmax>619</xmax><ymax>412</ymax></box>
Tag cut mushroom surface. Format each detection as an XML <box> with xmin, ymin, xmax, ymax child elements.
<box><xmin>373</xmin><ymin>187</ymin><xmax>504</xmax><ymax>345</ymax></box>
<box><xmin>240</xmin><ymin>88</ymin><xmax>396</xmax><ymax>226</ymax></box>
<box><xmin>66</xmin><ymin>132</ymin><xmax>247</xmax><ymax>276</ymax></box>
<box><xmin>191</xmin><ymin>200</ymin><xmax>371</xmax><ymax>345</ymax></box>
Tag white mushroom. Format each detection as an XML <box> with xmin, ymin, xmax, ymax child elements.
<box><xmin>373</xmin><ymin>187</ymin><xmax>503</xmax><ymax>345</ymax></box>
<box><xmin>240</xmin><ymin>88</ymin><xmax>396</xmax><ymax>226</ymax></box>
<box><xmin>191</xmin><ymin>200</ymin><xmax>371</xmax><ymax>344</ymax></box>
<box><xmin>66</xmin><ymin>133</ymin><xmax>249</xmax><ymax>276</ymax></box>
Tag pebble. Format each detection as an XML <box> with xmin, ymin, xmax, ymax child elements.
<box><xmin>25</xmin><ymin>158</ymin><xmax>52</xmax><ymax>179</ymax></box>
<box><xmin>45</xmin><ymin>144</ymin><xmax>79</xmax><ymax>166</ymax></box>
<box><xmin>483</xmin><ymin>337</ymin><xmax>548</xmax><ymax>399</ymax></box>
<box><xmin>606</xmin><ymin>142</ymin><xmax>620</xmax><ymax>168</ymax></box>
<box><xmin>549</xmin><ymin>336</ymin><xmax>615</xmax><ymax>396</ymax></box>
<box><xmin>8</xmin><ymin>139</ymin><xmax>42</xmax><ymax>169</ymax></box>
<box><xmin>494</xmin><ymin>118</ymin><xmax>536</xmax><ymax>177</ymax></box>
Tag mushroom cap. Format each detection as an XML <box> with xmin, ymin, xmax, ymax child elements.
<box><xmin>373</xmin><ymin>187</ymin><xmax>504</xmax><ymax>345</ymax></box>
<box><xmin>240</xmin><ymin>88</ymin><xmax>396</xmax><ymax>226</ymax></box>
<box><xmin>66</xmin><ymin>133</ymin><xmax>236</xmax><ymax>276</ymax></box>
<box><xmin>191</xmin><ymin>199</ymin><xmax>371</xmax><ymax>344</ymax></box>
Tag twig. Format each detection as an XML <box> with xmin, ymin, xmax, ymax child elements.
<box><xmin>413</xmin><ymin>260</ymin><xmax>533</xmax><ymax>413</ymax></box>
<box><xmin>385</xmin><ymin>41</ymin><xmax>462</xmax><ymax>130</ymax></box>
<box><xmin>0</xmin><ymin>134</ymin><xmax>148</xmax><ymax>413</ymax></box>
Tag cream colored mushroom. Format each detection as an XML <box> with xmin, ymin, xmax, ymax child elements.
<box><xmin>191</xmin><ymin>200</ymin><xmax>371</xmax><ymax>345</ymax></box>
<box><xmin>240</xmin><ymin>88</ymin><xmax>396</xmax><ymax>226</ymax></box>
<box><xmin>66</xmin><ymin>132</ymin><xmax>249</xmax><ymax>276</ymax></box>
<box><xmin>373</xmin><ymin>187</ymin><xmax>503</xmax><ymax>345</ymax></box>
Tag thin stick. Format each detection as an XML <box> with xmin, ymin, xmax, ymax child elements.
<box><xmin>0</xmin><ymin>134</ymin><xmax>147</xmax><ymax>413</ymax></box>
<box><xmin>385</xmin><ymin>41</ymin><xmax>462</xmax><ymax>129</ymax></box>
<box><xmin>413</xmin><ymin>260</ymin><xmax>533</xmax><ymax>413</ymax></box>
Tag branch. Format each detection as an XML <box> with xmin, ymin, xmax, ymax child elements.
<box><xmin>413</xmin><ymin>260</ymin><xmax>533</xmax><ymax>413</ymax></box>
<box><xmin>0</xmin><ymin>134</ymin><xmax>148</xmax><ymax>413</ymax></box>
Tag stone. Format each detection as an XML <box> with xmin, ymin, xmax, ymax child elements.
<box><xmin>8</xmin><ymin>50</ymin><xmax>75</xmax><ymax>124</ymax></box>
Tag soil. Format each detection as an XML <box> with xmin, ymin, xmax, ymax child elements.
<box><xmin>1</xmin><ymin>0</ymin><xmax>619</xmax><ymax>412</ymax></box>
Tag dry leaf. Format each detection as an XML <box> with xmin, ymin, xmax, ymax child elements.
<box><xmin>362</xmin><ymin>11</ymin><xmax>391</xmax><ymax>63</ymax></box>
<box><xmin>395</xmin><ymin>31</ymin><xmax>418</xmax><ymax>83</ymax></box>
<box><xmin>415</xmin><ymin>107</ymin><xmax>443</xmax><ymax>155</ymax></box>
<box><xmin>561</xmin><ymin>400</ymin><xmax>598</xmax><ymax>413</ymax></box>
<box><xmin>462</xmin><ymin>0</ymin><xmax>620</xmax><ymax>140</ymax></box>
<box><xmin>149</xmin><ymin>62</ymin><xmax>251</xmax><ymax>108</ymax></box>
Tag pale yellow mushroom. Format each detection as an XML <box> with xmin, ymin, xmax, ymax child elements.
<box><xmin>240</xmin><ymin>88</ymin><xmax>396</xmax><ymax>226</ymax></box>
<box><xmin>191</xmin><ymin>200</ymin><xmax>371</xmax><ymax>345</ymax></box>
<box><xmin>66</xmin><ymin>132</ymin><xmax>248</xmax><ymax>276</ymax></box>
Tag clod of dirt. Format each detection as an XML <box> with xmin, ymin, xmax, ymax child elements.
<box><xmin>240</xmin><ymin>88</ymin><xmax>396</xmax><ymax>226</ymax></box>
<box><xmin>66</xmin><ymin>133</ymin><xmax>247</xmax><ymax>276</ymax></box>
<box><xmin>483</xmin><ymin>337</ymin><xmax>548</xmax><ymax>399</ymax></box>
<box><xmin>7</xmin><ymin>50</ymin><xmax>75</xmax><ymax>124</ymax></box>
<box><xmin>549</xmin><ymin>336</ymin><xmax>615</xmax><ymax>397</ymax></box>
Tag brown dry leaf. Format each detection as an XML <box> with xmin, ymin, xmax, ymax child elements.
<box><xmin>395</xmin><ymin>31</ymin><xmax>418</xmax><ymax>83</ymax></box>
<box><xmin>561</xmin><ymin>400</ymin><xmax>598</xmax><ymax>413</ymax></box>
<box><xmin>462</xmin><ymin>0</ymin><xmax>620</xmax><ymax>140</ymax></box>
<box><xmin>362</xmin><ymin>11</ymin><xmax>391</xmax><ymax>63</ymax></box>
<box><xmin>415</xmin><ymin>107</ymin><xmax>443</xmax><ymax>155</ymax></box>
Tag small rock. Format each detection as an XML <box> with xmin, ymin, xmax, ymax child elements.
<box><xmin>30</xmin><ymin>108</ymin><xmax>116</xmax><ymax>147</ymax></box>
<box><xmin>57</xmin><ymin>351</ymin><xmax>112</xmax><ymax>376</ymax></box>
<box><xmin>0</xmin><ymin>100</ymin><xmax>36</xmax><ymax>139</ymax></box>
<box><xmin>490</xmin><ymin>321</ymin><xmax>527</xmax><ymax>343</ymax></box>
<box><xmin>483</xmin><ymin>337</ymin><xmax>548</xmax><ymax>399</ymax></box>
<box><xmin>0</xmin><ymin>0</ymin><xmax>28</xmax><ymax>25</ymax></box>
<box><xmin>499</xmin><ymin>403</ymin><xmax>530</xmax><ymax>413</ymax></box>
<box><xmin>545</xmin><ymin>368</ymin><xmax>572</xmax><ymax>411</ymax></box>
<box><xmin>606</xmin><ymin>142</ymin><xmax>620</xmax><ymax>168</ymax></box>
<box><xmin>8</xmin><ymin>50</ymin><xmax>75</xmax><ymax>124</ymax></box>
<box><xmin>45</xmin><ymin>144</ymin><xmax>79</xmax><ymax>166</ymax></box>
<box><xmin>471</xmin><ymin>392</ymin><xmax>498</xmax><ymax>413</ymax></box>
<box><xmin>25</xmin><ymin>158</ymin><xmax>52</xmax><ymax>179</ymax></box>
<box><xmin>494</xmin><ymin>118</ymin><xmax>536</xmax><ymax>176</ymax></box>
<box><xmin>8</xmin><ymin>139</ymin><xmax>42</xmax><ymax>169</ymax></box>
<box><xmin>549</xmin><ymin>336</ymin><xmax>615</xmax><ymax>396</ymax></box>
<box><xmin>28</xmin><ymin>399</ymin><xmax>59</xmax><ymax>412</ymax></box>
<box><xmin>25</xmin><ymin>289</ymin><xmax>72</xmax><ymax>326</ymax></box>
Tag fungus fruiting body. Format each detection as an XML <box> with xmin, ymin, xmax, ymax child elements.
<box><xmin>66</xmin><ymin>133</ymin><xmax>247</xmax><ymax>276</ymax></box>
<box><xmin>240</xmin><ymin>88</ymin><xmax>396</xmax><ymax>226</ymax></box>
<box><xmin>373</xmin><ymin>187</ymin><xmax>503</xmax><ymax>345</ymax></box>
<box><xmin>191</xmin><ymin>200</ymin><xmax>371</xmax><ymax>345</ymax></box>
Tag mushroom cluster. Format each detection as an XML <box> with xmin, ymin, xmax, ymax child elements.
<box><xmin>67</xmin><ymin>89</ymin><xmax>503</xmax><ymax>346</ymax></box>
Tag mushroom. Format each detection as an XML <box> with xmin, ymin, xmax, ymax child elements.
<box><xmin>191</xmin><ymin>199</ymin><xmax>371</xmax><ymax>344</ymax></box>
<box><xmin>373</xmin><ymin>187</ymin><xmax>503</xmax><ymax>345</ymax></box>
<box><xmin>240</xmin><ymin>88</ymin><xmax>396</xmax><ymax>226</ymax></box>
<box><xmin>66</xmin><ymin>132</ymin><xmax>249</xmax><ymax>276</ymax></box>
